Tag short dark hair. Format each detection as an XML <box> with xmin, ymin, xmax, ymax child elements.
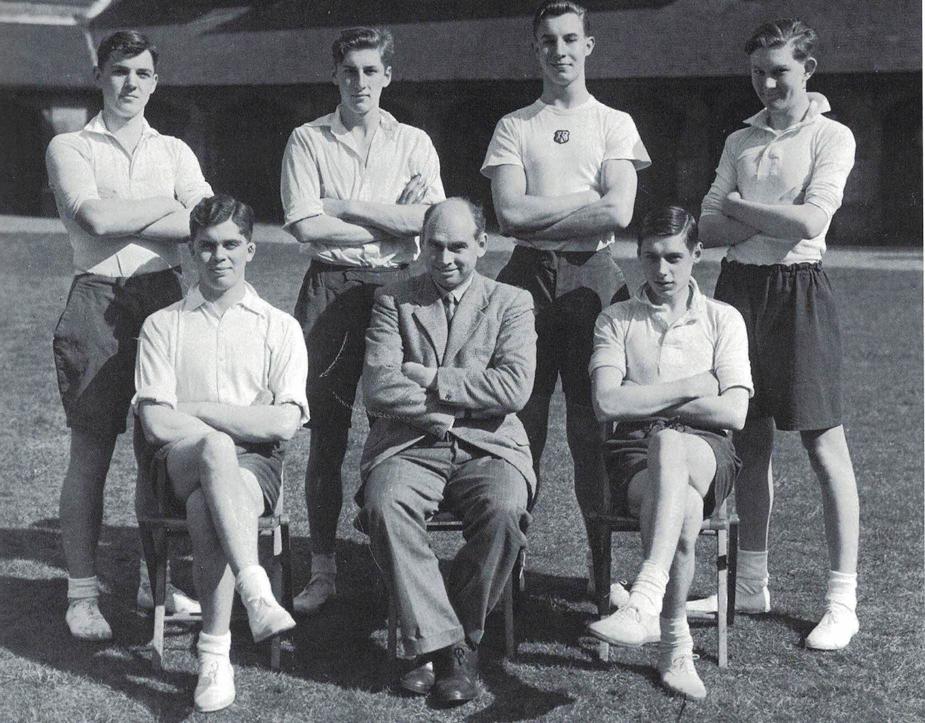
<box><xmin>422</xmin><ymin>198</ymin><xmax>486</xmax><ymax>240</ymax></box>
<box><xmin>332</xmin><ymin>26</ymin><xmax>394</xmax><ymax>67</ymax></box>
<box><xmin>189</xmin><ymin>194</ymin><xmax>255</xmax><ymax>242</ymax></box>
<box><xmin>96</xmin><ymin>30</ymin><xmax>158</xmax><ymax>70</ymax></box>
<box><xmin>637</xmin><ymin>206</ymin><xmax>698</xmax><ymax>252</ymax></box>
<box><xmin>745</xmin><ymin>18</ymin><xmax>818</xmax><ymax>61</ymax></box>
<box><xmin>532</xmin><ymin>1</ymin><xmax>591</xmax><ymax>37</ymax></box>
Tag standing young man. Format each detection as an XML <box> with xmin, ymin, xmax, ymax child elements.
<box><xmin>280</xmin><ymin>26</ymin><xmax>444</xmax><ymax>615</ymax></box>
<box><xmin>481</xmin><ymin>1</ymin><xmax>649</xmax><ymax>591</ymax></box>
<box><xmin>46</xmin><ymin>30</ymin><xmax>211</xmax><ymax>640</ymax></box>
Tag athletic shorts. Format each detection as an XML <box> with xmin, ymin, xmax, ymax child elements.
<box><xmin>714</xmin><ymin>259</ymin><xmax>842</xmax><ymax>431</ymax></box>
<box><xmin>293</xmin><ymin>261</ymin><xmax>412</xmax><ymax>431</ymax></box>
<box><xmin>496</xmin><ymin>246</ymin><xmax>629</xmax><ymax>407</ymax></box>
<box><xmin>603</xmin><ymin>419</ymin><xmax>740</xmax><ymax>518</ymax></box>
<box><xmin>53</xmin><ymin>267</ymin><xmax>182</xmax><ymax>436</ymax></box>
<box><xmin>136</xmin><ymin>428</ymin><xmax>284</xmax><ymax>517</ymax></box>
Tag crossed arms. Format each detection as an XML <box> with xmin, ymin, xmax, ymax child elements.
<box><xmin>699</xmin><ymin>191</ymin><xmax>829</xmax><ymax>249</ymax></box>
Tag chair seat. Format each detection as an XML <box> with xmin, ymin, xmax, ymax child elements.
<box><xmin>588</xmin><ymin>512</ymin><xmax>738</xmax><ymax>533</ymax></box>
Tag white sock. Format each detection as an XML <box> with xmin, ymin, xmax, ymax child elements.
<box><xmin>235</xmin><ymin>565</ymin><xmax>270</xmax><ymax>600</ymax></box>
<box><xmin>67</xmin><ymin>575</ymin><xmax>99</xmax><ymax>601</ymax></box>
<box><xmin>825</xmin><ymin>570</ymin><xmax>857</xmax><ymax>613</ymax></box>
<box><xmin>197</xmin><ymin>631</ymin><xmax>231</xmax><ymax>659</ymax></box>
<box><xmin>311</xmin><ymin>552</ymin><xmax>336</xmax><ymax>576</ymax></box>
<box><xmin>659</xmin><ymin>615</ymin><xmax>693</xmax><ymax>656</ymax></box>
<box><xmin>628</xmin><ymin>561</ymin><xmax>669</xmax><ymax>617</ymax></box>
<box><xmin>737</xmin><ymin>550</ymin><xmax>769</xmax><ymax>594</ymax></box>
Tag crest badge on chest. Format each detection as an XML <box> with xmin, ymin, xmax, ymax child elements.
<box><xmin>553</xmin><ymin>130</ymin><xmax>570</xmax><ymax>144</ymax></box>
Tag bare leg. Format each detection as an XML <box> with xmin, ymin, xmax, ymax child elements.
<box><xmin>185</xmin><ymin>489</ymin><xmax>237</xmax><ymax>636</ymax></box>
<box><xmin>662</xmin><ymin>488</ymin><xmax>706</xmax><ymax>619</ymax></box>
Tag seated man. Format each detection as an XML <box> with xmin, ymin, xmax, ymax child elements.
<box><xmin>585</xmin><ymin>207</ymin><xmax>752</xmax><ymax>700</ymax></box>
<box><xmin>134</xmin><ymin>195</ymin><xmax>309</xmax><ymax>713</ymax></box>
<box><xmin>358</xmin><ymin>198</ymin><xmax>536</xmax><ymax>706</ymax></box>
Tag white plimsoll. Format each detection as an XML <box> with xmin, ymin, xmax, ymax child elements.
<box><xmin>685</xmin><ymin>585</ymin><xmax>771</xmax><ymax>618</ymax></box>
<box><xmin>194</xmin><ymin>656</ymin><xmax>236</xmax><ymax>713</ymax></box>
<box><xmin>805</xmin><ymin>606</ymin><xmax>859</xmax><ymax>651</ymax></box>
<box><xmin>235</xmin><ymin>565</ymin><xmax>296</xmax><ymax>642</ymax></box>
<box><xmin>658</xmin><ymin>651</ymin><xmax>706</xmax><ymax>700</ymax></box>
<box><xmin>136</xmin><ymin>579</ymin><xmax>202</xmax><ymax>615</ymax></box>
<box><xmin>587</xmin><ymin>605</ymin><xmax>659</xmax><ymax>648</ymax></box>
<box><xmin>65</xmin><ymin>597</ymin><xmax>113</xmax><ymax>641</ymax></box>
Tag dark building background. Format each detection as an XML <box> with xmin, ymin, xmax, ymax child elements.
<box><xmin>0</xmin><ymin>0</ymin><xmax>921</xmax><ymax>243</ymax></box>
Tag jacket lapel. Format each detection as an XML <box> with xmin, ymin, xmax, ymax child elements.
<box><xmin>412</xmin><ymin>277</ymin><xmax>448</xmax><ymax>359</ymax></box>
<box><xmin>443</xmin><ymin>273</ymin><xmax>488</xmax><ymax>365</ymax></box>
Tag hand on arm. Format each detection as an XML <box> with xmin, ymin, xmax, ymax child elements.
<box><xmin>136</xmin><ymin>208</ymin><xmax>195</xmax><ymax>242</ymax></box>
<box><xmin>722</xmin><ymin>191</ymin><xmax>829</xmax><ymax>240</ymax></box>
<box><xmin>76</xmin><ymin>196</ymin><xmax>183</xmax><ymax>238</ymax></box>
<box><xmin>698</xmin><ymin>212</ymin><xmax>759</xmax><ymax>248</ymax></box>
<box><xmin>288</xmin><ymin>213</ymin><xmax>381</xmax><ymax>246</ymax></box>
<box><xmin>321</xmin><ymin>173</ymin><xmax>430</xmax><ymax>238</ymax></box>
<box><xmin>177</xmin><ymin>401</ymin><xmax>302</xmax><ymax>443</ymax></box>
<box><xmin>662</xmin><ymin>386</ymin><xmax>750</xmax><ymax>431</ymax></box>
<box><xmin>138</xmin><ymin>401</ymin><xmax>214</xmax><ymax>448</ymax></box>
<box><xmin>591</xmin><ymin>368</ymin><xmax>719</xmax><ymax>423</ymax></box>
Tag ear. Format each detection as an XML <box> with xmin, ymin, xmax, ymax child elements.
<box><xmin>93</xmin><ymin>65</ymin><xmax>102</xmax><ymax>85</ymax></box>
<box><xmin>245</xmin><ymin>241</ymin><xmax>256</xmax><ymax>262</ymax></box>
<box><xmin>475</xmin><ymin>232</ymin><xmax>488</xmax><ymax>258</ymax></box>
<box><xmin>382</xmin><ymin>64</ymin><xmax>392</xmax><ymax>88</ymax></box>
<box><xmin>150</xmin><ymin>72</ymin><xmax>158</xmax><ymax>95</ymax></box>
<box><xmin>803</xmin><ymin>56</ymin><xmax>817</xmax><ymax>80</ymax></box>
<box><xmin>691</xmin><ymin>241</ymin><xmax>704</xmax><ymax>264</ymax></box>
<box><xmin>585</xmin><ymin>35</ymin><xmax>595</xmax><ymax>56</ymax></box>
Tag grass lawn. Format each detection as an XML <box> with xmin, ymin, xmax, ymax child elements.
<box><xmin>0</xmin><ymin>233</ymin><xmax>922</xmax><ymax>722</ymax></box>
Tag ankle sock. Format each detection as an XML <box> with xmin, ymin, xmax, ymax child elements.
<box><xmin>67</xmin><ymin>575</ymin><xmax>99</xmax><ymax>601</ymax></box>
<box><xmin>311</xmin><ymin>552</ymin><xmax>336</xmax><ymax>576</ymax></box>
<box><xmin>737</xmin><ymin>550</ymin><xmax>769</xmax><ymax>594</ymax></box>
<box><xmin>825</xmin><ymin>570</ymin><xmax>857</xmax><ymax>613</ymax></box>
<box><xmin>628</xmin><ymin>561</ymin><xmax>669</xmax><ymax>617</ymax></box>
<box><xmin>235</xmin><ymin>565</ymin><xmax>269</xmax><ymax>599</ymax></box>
<box><xmin>198</xmin><ymin>631</ymin><xmax>231</xmax><ymax>658</ymax></box>
<box><xmin>659</xmin><ymin>615</ymin><xmax>693</xmax><ymax>655</ymax></box>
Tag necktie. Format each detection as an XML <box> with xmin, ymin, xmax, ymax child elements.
<box><xmin>443</xmin><ymin>294</ymin><xmax>456</xmax><ymax>325</ymax></box>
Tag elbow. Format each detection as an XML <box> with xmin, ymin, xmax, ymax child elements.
<box><xmin>77</xmin><ymin>208</ymin><xmax>111</xmax><ymax>237</ymax></box>
<box><xmin>605</xmin><ymin>202</ymin><xmax>633</xmax><ymax>231</ymax></box>
<box><xmin>798</xmin><ymin>218</ymin><xmax>827</xmax><ymax>239</ymax></box>
<box><xmin>495</xmin><ymin>207</ymin><xmax>526</xmax><ymax>236</ymax></box>
<box><xmin>727</xmin><ymin>407</ymin><xmax>748</xmax><ymax>431</ymax></box>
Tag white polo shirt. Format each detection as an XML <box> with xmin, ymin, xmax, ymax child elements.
<box><xmin>481</xmin><ymin>96</ymin><xmax>651</xmax><ymax>252</ymax></box>
<box><xmin>280</xmin><ymin>106</ymin><xmax>445</xmax><ymax>268</ymax></box>
<box><xmin>133</xmin><ymin>282</ymin><xmax>309</xmax><ymax>424</ymax></box>
<box><xmin>45</xmin><ymin>113</ymin><xmax>213</xmax><ymax>277</ymax></box>
<box><xmin>589</xmin><ymin>279</ymin><xmax>753</xmax><ymax>400</ymax></box>
<box><xmin>701</xmin><ymin>93</ymin><xmax>855</xmax><ymax>266</ymax></box>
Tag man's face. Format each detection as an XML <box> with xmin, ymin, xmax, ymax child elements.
<box><xmin>334</xmin><ymin>48</ymin><xmax>392</xmax><ymax>117</ymax></box>
<box><xmin>749</xmin><ymin>42</ymin><xmax>815</xmax><ymax>117</ymax></box>
<box><xmin>424</xmin><ymin>203</ymin><xmax>487</xmax><ymax>292</ymax></box>
<box><xmin>190</xmin><ymin>219</ymin><xmax>255</xmax><ymax>299</ymax></box>
<box><xmin>95</xmin><ymin>50</ymin><xmax>157</xmax><ymax>120</ymax></box>
<box><xmin>638</xmin><ymin>232</ymin><xmax>701</xmax><ymax>304</ymax></box>
<box><xmin>533</xmin><ymin>12</ymin><xmax>594</xmax><ymax>88</ymax></box>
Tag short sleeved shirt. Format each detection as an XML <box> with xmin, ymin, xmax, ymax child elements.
<box><xmin>45</xmin><ymin>113</ymin><xmax>213</xmax><ymax>277</ymax></box>
<box><xmin>280</xmin><ymin>106</ymin><xmax>445</xmax><ymax>268</ymax></box>
<box><xmin>134</xmin><ymin>282</ymin><xmax>310</xmax><ymax>424</ymax></box>
<box><xmin>589</xmin><ymin>279</ymin><xmax>753</xmax><ymax>401</ymax></box>
<box><xmin>700</xmin><ymin>93</ymin><xmax>855</xmax><ymax>265</ymax></box>
<box><xmin>481</xmin><ymin>96</ymin><xmax>651</xmax><ymax>252</ymax></box>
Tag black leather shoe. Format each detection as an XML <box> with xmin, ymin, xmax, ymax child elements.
<box><xmin>430</xmin><ymin>643</ymin><xmax>478</xmax><ymax>707</ymax></box>
<box><xmin>399</xmin><ymin>657</ymin><xmax>434</xmax><ymax>696</ymax></box>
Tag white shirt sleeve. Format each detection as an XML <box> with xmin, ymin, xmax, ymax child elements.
<box><xmin>480</xmin><ymin>116</ymin><xmax>523</xmax><ymax>175</ymax></box>
<box><xmin>133</xmin><ymin>313</ymin><xmax>179</xmax><ymax>411</ymax></box>
<box><xmin>45</xmin><ymin>135</ymin><xmax>100</xmax><ymax>220</ymax></box>
<box><xmin>803</xmin><ymin>123</ymin><xmax>856</xmax><ymax>219</ymax></box>
<box><xmin>267</xmin><ymin>314</ymin><xmax>310</xmax><ymax>425</ymax></box>
<box><xmin>603</xmin><ymin>112</ymin><xmax>651</xmax><ymax>170</ymax></box>
<box><xmin>712</xmin><ymin>306</ymin><xmax>754</xmax><ymax>397</ymax></box>
<box><xmin>280</xmin><ymin>127</ymin><xmax>324</xmax><ymax>229</ymax></box>
<box><xmin>701</xmin><ymin>134</ymin><xmax>740</xmax><ymax>217</ymax></box>
<box><xmin>172</xmin><ymin>139</ymin><xmax>213</xmax><ymax>209</ymax></box>
<box><xmin>588</xmin><ymin>308</ymin><xmax>628</xmax><ymax>381</ymax></box>
<box><xmin>414</xmin><ymin>132</ymin><xmax>446</xmax><ymax>204</ymax></box>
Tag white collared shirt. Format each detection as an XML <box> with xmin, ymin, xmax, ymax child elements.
<box><xmin>280</xmin><ymin>106</ymin><xmax>445</xmax><ymax>268</ymax></box>
<box><xmin>45</xmin><ymin>113</ymin><xmax>213</xmax><ymax>277</ymax></box>
<box><xmin>589</xmin><ymin>278</ymin><xmax>753</xmax><ymax>397</ymax></box>
<box><xmin>133</xmin><ymin>282</ymin><xmax>309</xmax><ymax>424</ymax></box>
<box><xmin>701</xmin><ymin>93</ymin><xmax>855</xmax><ymax>265</ymax></box>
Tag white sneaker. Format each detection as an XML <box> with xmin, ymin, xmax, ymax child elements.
<box><xmin>658</xmin><ymin>651</ymin><xmax>706</xmax><ymax>700</ymax></box>
<box><xmin>194</xmin><ymin>656</ymin><xmax>235</xmax><ymax>713</ymax></box>
<box><xmin>805</xmin><ymin>606</ymin><xmax>859</xmax><ymax>651</ymax></box>
<box><xmin>137</xmin><ymin>579</ymin><xmax>202</xmax><ymax>616</ymax></box>
<box><xmin>292</xmin><ymin>573</ymin><xmax>335</xmax><ymax>616</ymax></box>
<box><xmin>686</xmin><ymin>586</ymin><xmax>771</xmax><ymax>618</ymax></box>
<box><xmin>237</xmin><ymin>569</ymin><xmax>296</xmax><ymax>643</ymax></box>
<box><xmin>66</xmin><ymin>598</ymin><xmax>113</xmax><ymax>641</ymax></box>
<box><xmin>588</xmin><ymin>605</ymin><xmax>660</xmax><ymax>648</ymax></box>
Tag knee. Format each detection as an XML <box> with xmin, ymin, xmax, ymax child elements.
<box><xmin>474</xmin><ymin>493</ymin><xmax>529</xmax><ymax>539</ymax></box>
<box><xmin>649</xmin><ymin>428</ymin><xmax>685</xmax><ymax>466</ymax></box>
<box><xmin>197</xmin><ymin>431</ymin><xmax>236</xmax><ymax>476</ymax></box>
<box><xmin>362</xmin><ymin>477</ymin><xmax>418</xmax><ymax>530</ymax></box>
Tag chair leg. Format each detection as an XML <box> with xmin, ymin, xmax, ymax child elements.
<box><xmin>590</xmin><ymin>523</ymin><xmax>612</xmax><ymax>663</ymax></box>
<box><xmin>280</xmin><ymin>522</ymin><xmax>294</xmax><ymax>612</ymax></box>
<box><xmin>728</xmin><ymin>521</ymin><xmax>739</xmax><ymax>627</ymax></box>
<box><xmin>387</xmin><ymin>592</ymin><xmax>399</xmax><ymax>660</ymax></box>
<box><xmin>716</xmin><ymin>527</ymin><xmax>729</xmax><ymax>669</ymax></box>
<box><xmin>503</xmin><ymin>570</ymin><xmax>516</xmax><ymax>659</ymax></box>
<box><xmin>151</xmin><ymin>529</ymin><xmax>169</xmax><ymax>671</ymax></box>
<box><xmin>269</xmin><ymin>526</ymin><xmax>283</xmax><ymax>671</ymax></box>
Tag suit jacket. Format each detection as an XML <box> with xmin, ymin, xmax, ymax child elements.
<box><xmin>360</xmin><ymin>271</ymin><xmax>537</xmax><ymax>495</ymax></box>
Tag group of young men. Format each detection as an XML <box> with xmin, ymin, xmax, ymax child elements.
<box><xmin>45</xmin><ymin>0</ymin><xmax>861</xmax><ymax>713</ymax></box>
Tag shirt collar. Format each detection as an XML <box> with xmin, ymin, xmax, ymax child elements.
<box><xmin>433</xmin><ymin>273</ymin><xmax>475</xmax><ymax>304</ymax></box>
<box><xmin>313</xmin><ymin>105</ymin><xmax>399</xmax><ymax>140</ymax></box>
<box><xmin>183</xmin><ymin>282</ymin><xmax>268</xmax><ymax>315</ymax></box>
<box><xmin>84</xmin><ymin>112</ymin><xmax>159</xmax><ymax>139</ymax></box>
<box><xmin>633</xmin><ymin>277</ymin><xmax>705</xmax><ymax>317</ymax></box>
<box><xmin>743</xmin><ymin>92</ymin><xmax>832</xmax><ymax>133</ymax></box>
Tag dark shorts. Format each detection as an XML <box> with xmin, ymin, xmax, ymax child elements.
<box><xmin>294</xmin><ymin>261</ymin><xmax>412</xmax><ymax>431</ymax></box>
<box><xmin>135</xmin><ymin>425</ymin><xmax>284</xmax><ymax>516</ymax></box>
<box><xmin>603</xmin><ymin>419</ymin><xmax>740</xmax><ymax>518</ymax></box>
<box><xmin>497</xmin><ymin>246</ymin><xmax>629</xmax><ymax>407</ymax></box>
<box><xmin>53</xmin><ymin>267</ymin><xmax>183</xmax><ymax>436</ymax></box>
<box><xmin>714</xmin><ymin>259</ymin><xmax>842</xmax><ymax>431</ymax></box>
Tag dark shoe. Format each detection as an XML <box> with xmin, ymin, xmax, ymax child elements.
<box><xmin>430</xmin><ymin>643</ymin><xmax>478</xmax><ymax>707</ymax></box>
<box><xmin>399</xmin><ymin>657</ymin><xmax>434</xmax><ymax>696</ymax></box>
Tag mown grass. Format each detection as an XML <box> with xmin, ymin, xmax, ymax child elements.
<box><xmin>0</xmin><ymin>233</ymin><xmax>922</xmax><ymax>722</ymax></box>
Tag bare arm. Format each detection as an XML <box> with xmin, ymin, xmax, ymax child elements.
<box><xmin>325</xmin><ymin>173</ymin><xmax>432</xmax><ymax>237</ymax></box>
<box><xmin>591</xmin><ymin>368</ymin><xmax>719</xmax><ymax>423</ymax></box>
<box><xmin>138</xmin><ymin>401</ymin><xmax>214</xmax><ymax>448</ymax></box>
<box><xmin>698</xmin><ymin>213</ymin><xmax>760</xmax><ymax>248</ymax></box>
<box><xmin>662</xmin><ymin>387</ymin><xmax>750</xmax><ymax>431</ymax></box>
<box><xmin>136</xmin><ymin>208</ymin><xmax>195</xmax><ymax>242</ymax></box>
<box><xmin>722</xmin><ymin>191</ymin><xmax>829</xmax><ymax>240</ymax></box>
<box><xmin>288</xmin><ymin>213</ymin><xmax>382</xmax><ymax>246</ymax></box>
<box><xmin>178</xmin><ymin>401</ymin><xmax>302</xmax><ymax>444</ymax></box>
<box><xmin>75</xmin><ymin>196</ymin><xmax>183</xmax><ymax>237</ymax></box>
<box><xmin>489</xmin><ymin>164</ymin><xmax>600</xmax><ymax>235</ymax></box>
<box><xmin>518</xmin><ymin>159</ymin><xmax>638</xmax><ymax>242</ymax></box>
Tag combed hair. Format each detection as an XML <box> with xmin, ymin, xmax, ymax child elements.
<box><xmin>744</xmin><ymin>18</ymin><xmax>818</xmax><ymax>61</ymax></box>
<box><xmin>637</xmin><ymin>206</ymin><xmax>698</xmax><ymax>252</ymax></box>
<box><xmin>97</xmin><ymin>30</ymin><xmax>158</xmax><ymax>70</ymax></box>
<box><xmin>332</xmin><ymin>26</ymin><xmax>394</xmax><ymax>67</ymax></box>
<box><xmin>422</xmin><ymin>198</ymin><xmax>486</xmax><ymax>239</ymax></box>
<box><xmin>532</xmin><ymin>1</ymin><xmax>591</xmax><ymax>37</ymax></box>
<box><xmin>189</xmin><ymin>194</ymin><xmax>255</xmax><ymax>241</ymax></box>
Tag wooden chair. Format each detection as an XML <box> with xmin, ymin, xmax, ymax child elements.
<box><xmin>587</xmin><ymin>499</ymin><xmax>739</xmax><ymax>668</ymax></box>
<box><xmin>384</xmin><ymin>510</ymin><xmax>526</xmax><ymax>661</ymax></box>
<box><xmin>137</xmin><ymin>470</ymin><xmax>294</xmax><ymax>671</ymax></box>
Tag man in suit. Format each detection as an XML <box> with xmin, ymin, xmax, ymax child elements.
<box><xmin>358</xmin><ymin>198</ymin><xmax>536</xmax><ymax>706</ymax></box>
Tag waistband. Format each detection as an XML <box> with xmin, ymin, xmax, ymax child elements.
<box><xmin>74</xmin><ymin>266</ymin><xmax>181</xmax><ymax>284</ymax></box>
<box><xmin>310</xmin><ymin>260</ymin><xmax>409</xmax><ymax>273</ymax></box>
<box><xmin>722</xmin><ymin>259</ymin><xmax>824</xmax><ymax>274</ymax></box>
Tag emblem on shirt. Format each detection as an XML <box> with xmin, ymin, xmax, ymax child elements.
<box><xmin>553</xmin><ymin>130</ymin><xmax>570</xmax><ymax>144</ymax></box>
